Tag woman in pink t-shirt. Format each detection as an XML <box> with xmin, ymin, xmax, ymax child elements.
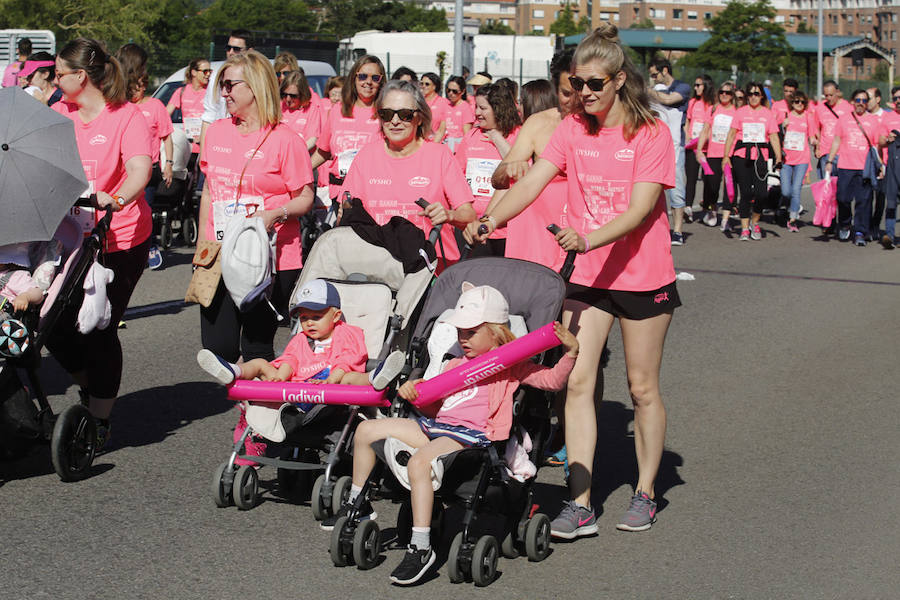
<box><xmin>696</xmin><ymin>81</ymin><xmax>737</xmax><ymax>229</ymax></box>
<box><xmin>453</xmin><ymin>83</ymin><xmax>521</xmax><ymax>256</ymax></box>
<box><xmin>279</xmin><ymin>70</ymin><xmax>321</xmax><ymax>151</ymax></box>
<box><xmin>48</xmin><ymin>38</ymin><xmax>153</xmax><ymax>445</ymax></box>
<box><xmin>443</xmin><ymin>75</ymin><xmax>474</xmax><ymax>151</ymax></box>
<box><xmin>684</xmin><ymin>74</ymin><xmax>714</xmax><ymax>224</ymax></box>
<box><xmin>198</xmin><ymin>50</ymin><xmax>315</xmax><ymax>364</ymax></box>
<box><xmin>339</xmin><ymin>79</ymin><xmax>477</xmax><ymax>265</ymax></box>
<box><xmin>723</xmin><ymin>81</ymin><xmax>783</xmax><ymax>240</ymax></box>
<box><xmin>780</xmin><ymin>91</ymin><xmax>816</xmax><ymax>232</ymax></box>
<box><xmin>475</xmin><ymin>25</ymin><xmax>679</xmax><ymax>537</ymax></box>
<box><xmin>166</xmin><ymin>57</ymin><xmax>211</xmax><ymax>155</ymax></box>
<box><xmin>311</xmin><ymin>55</ymin><xmax>384</xmax><ymax>200</ymax></box>
<box><xmin>421</xmin><ymin>72</ymin><xmax>449</xmax><ymax>142</ymax></box>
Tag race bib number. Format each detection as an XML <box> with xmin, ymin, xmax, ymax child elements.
<box><xmin>184</xmin><ymin>117</ymin><xmax>202</xmax><ymax>140</ymax></box>
<box><xmin>742</xmin><ymin>122</ymin><xmax>766</xmax><ymax>144</ymax></box>
<box><xmin>466</xmin><ymin>158</ymin><xmax>501</xmax><ymax>197</ymax></box>
<box><xmin>70</xmin><ymin>203</ymin><xmax>96</xmax><ymax>238</ymax></box>
<box><xmin>711</xmin><ymin>115</ymin><xmax>732</xmax><ymax>144</ymax></box>
<box><xmin>691</xmin><ymin>121</ymin><xmax>704</xmax><ymax>139</ymax></box>
<box><xmin>337</xmin><ymin>149</ymin><xmax>359</xmax><ymax>178</ymax></box>
<box><xmin>212</xmin><ymin>196</ymin><xmax>263</xmax><ymax>241</ymax></box>
<box><xmin>784</xmin><ymin>130</ymin><xmax>805</xmax><ymax>152</ymax></box>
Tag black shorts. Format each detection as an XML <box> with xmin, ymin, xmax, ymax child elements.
<box><xmin>566</xmin><ymin>281</ymin><xmax>681</xmax><ymax>320</ymax></box>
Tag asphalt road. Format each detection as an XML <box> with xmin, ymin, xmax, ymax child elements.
<box><xmin>2</xmin><ymin>192</ymin><xmax>899</xmax><ymax>600</ymax></box>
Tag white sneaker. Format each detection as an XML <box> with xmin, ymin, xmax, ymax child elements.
<box><xmin>197</xmin><ymin>349</ymin><xmax>238</xmax><ymax>385</ymax></box>
<box><xmin>370</xmin><ymin>350</ymin><xmax>406</xmax><ymax>390</ymax></box>
<box><xmin>704</xmin><ymin>212</ymin><xmax>718</xmax><ymax>227</ymax></box>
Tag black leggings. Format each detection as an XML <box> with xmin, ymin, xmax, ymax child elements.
<box><xmin>200</xmin><ymin>269</ymin><xmax>299</xmax><ymax>363</ymax></box>
<box><xmin>46</xmin><ymin>237</ymin><xmax>151</xmax><ymax>399</ymax></box>
<box><xmin>685</xmin><ymin>150</ymin><xmax>701</xmax><ymax>210</ymax></box>
<box><xmin>732</xmin><ymin>157</ymin><xmax>768</xmax><ymax>219</ymax></box>
<box><xmin>702</xmin><ymin>157</ymin><xmax>724</xmax><ymax>212</ymax></box>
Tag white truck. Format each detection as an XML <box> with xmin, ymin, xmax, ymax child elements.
<box><xmin>1</xmin><ymin>30</ymin><xmax>56</xmax><ymax>75</ymax></box>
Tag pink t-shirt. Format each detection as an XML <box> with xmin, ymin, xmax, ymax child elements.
<box><xmin>427</xmin><ymin>94</ymin><xmax>450</xmax><ymax>134</ymax></box>
<box><xmin>281</xmin><ymin>100</ymin><xmax>322</xmax><ymax>144</ymax></box>
<box><xmin>200</xmin><ymin>121</ymin><xmax>313</xmax><ymax>271</ymax></box>
<box><xmin>445</xmin><ymin>99</ymin><xmax>475</xmax><ymax>140</ymax></box>
<box><xmin>705</xmin><ymin>104</ymin><xmax>736</xmax><ymax>159</ymax></box>
<box><xmin>814</xmin><ymin>99</ymin><xmax>852</xmax><ymax>158</ymax></box>
<box><xmin>879</xmin><ymin>111</ymin><xmax>900</xmax><ymax>163</ymax></box>
<box><xmin>317</xmin><ymin>103</ymin><xmax>380</xmax><ymax>197</ymax></box>
<box><xmin>135</xmin><ymin>97</ymin><xmax>173</xmax><ymax>164</ymax></box>
<box><xmin>340</xmin><ymin>139</ymin><xmax>475</xmax><ymax>262</ymax></box>
<box><xmin>52</xmin><ymin>101</ymin><xmax>153</xmax><ymax>252</ymax></box>
<box><xmin>729</xmin><ymin>105</ymin><xmax>778</xmax><ymax>160</ymax></box>
<box><xmin>453</xmin><ymin>126</ymin><xmax>519</xmax><ymax>239</ymax></box>
<box><xmin>505</xmin><ymin>175</ymin><xmax>568</xmax><ymax>271</ymax></box>
<box><xmin>541</xmin><ymin>115</ymin><xmax>676</xmax><ymax>291</ymax></box>
<box><xmin>771</xmin><ymin>99</ymin><xmax>790</xmax><ymax>125</ymax></box>
<box><xmin>2</xmin><ymin>62</ymin><xmax>22</xmax><ymax>88</ymax></box>
<box><xmin>782</xmin><ymin>110</ymin><xmax>816</xmax><ymax>165</ymax></box>
<box><xmin>167</xmin><ymin>84</ymin><xmax>206</xmax><ymax>153</ymax></box>
<box><xmin>686</xmin><ymin>99</ymin><xmax>712</xmax><ymax>143</ymax></box>
<box><xmin>834</xmin><ymin>111</ymin><xmax>881</xmax><ymax>170</ymax></box>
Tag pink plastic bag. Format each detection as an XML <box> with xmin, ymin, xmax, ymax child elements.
<box><xmin>811</xmin><ymin>176</ymin><xmax>838</xmax><ymax>227</ymax></box>
<box><xmin>723</xmin><ymin>163</ymin><xmax>735</xmax><ymax>201</ymax></box>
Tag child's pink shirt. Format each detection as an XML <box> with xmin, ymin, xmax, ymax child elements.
<box><xmin>270</xmin><ymin>320</ymin><xmax>368</xmax><ymax>381</ymax></box>
<box><xmin>52</xmin><ymin>101</ymin><xmax>153</xmax><ymax>251</ymax></box>
<box><xmin>435</xmin><ymin>354</ymin><xmax>575</xmax><ymax>441</ymax></box>
<box><xmin>0</xmin><ymin>270</ymin><xmax>39</xmax><ymax>303</ymax></box>
<box><xmin>540</xmin><ymin>115</ymin><xmax>676</xmax><ymax>292</ymax></box>
<box><xmin>200</xmin><ymin>121</ymin><xmax>313</xmax><ymax>271</ymax></box>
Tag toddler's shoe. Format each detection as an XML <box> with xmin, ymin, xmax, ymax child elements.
<box><xmin>390</xmin><ymin>545</ymin><xmax>436</xmax><ymax>585</ymax></box>
<box><xmin>197</xmin><ymin>349</ymin><xmax>238</xmax><ymax>385</ymax></box>
<box><xmin>370</xmin><ymin>350</ymin><xmax>406</xmax><ymax>390</ymax></box>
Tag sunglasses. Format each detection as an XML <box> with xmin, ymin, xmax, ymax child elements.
<box><xmin>568</xmin><ymin>75</ymin><xmax>612</xmax><ymax>92</ymax></box>
<box><xmin>356</xmin><ymin>73</ymin><xmax>383</xmax><ymax>83</ymax></box>
<box><xmin>792</xmin><ymin>100</ymin><xmax>806</xmax><ymax>105</ymax></box>
<box><xmin>224</xmin><ymin>44</ymin><xmax>246</xmax><ymax>53</ymax></box>
<box><xmin>197</xmin><ymin>68</ymin><xmax>212</xmax><ymax>75</ymax></box>
<box><xmin>447</xmin><ymin>88</ymin><xmax>461</xmax><ymax>95</ymax></box>
<box><xmin>747</xmin><ymin>91</ymin><xmax>763</xmax><ymax>97</ymax></box>
<box><xmin>219</xmin><ymin>79</ymin><xmax>245</xmax><ymax>93</ymax></box>
<box><xmin>276</xmin><ymin>71</ymin><xmax>292</xmax><ymax>79</ymax></box>
<box><xmin>853</xmin><ymin>97</ymin><xmax>868</xmax><ymax>104</ymax></box>
<box><xmin>694</xmin><ymin>83</ymin><xmax>704</xmax><ymax>88</ymax></box>
<box><xmin>377</xmin><ymin>108</ymin><xmax>418</xmax><ymax>122</ymax></box>
<box><xmin>893</xmin><ymin>96</ymin><xmax>900</xmax><ymax>102</ymax></box>
<box><xmin>719</xmin><ymin>90</ymin><xmax>733</xmax><ymax>95</ymax></box>
<box><xmin>281</xmin><ymin>92</ymin><xmax>300</xmax><ymax>99</ymax></box>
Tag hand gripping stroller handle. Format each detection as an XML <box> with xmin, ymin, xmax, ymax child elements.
<box><xmin>411</xmin><ymin>323</ymin><xmax>561</xmax><ymax>407</ymax></box>
<box><xmin>547</xmin><ymin>224</ymin><xmax>576</xmax><ymax>283</ymax></box>
<box><xmin>227</xmin><ymin>381</ymin><xmax>391</xmax><ymax>407</ymax></box>
<box><xmin>74</xmin><ymin>195</ymin><xmax>113</xmax><ymax>240</ymax></box>
<box><xmin>415</xmin><ymin>198</ymin><xmax>444</xmax><ymax>247</ymax></box>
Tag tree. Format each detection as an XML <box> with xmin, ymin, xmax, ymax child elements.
<box><xmin>550</xmin><ymin>3</ymin><xmax>582</xmax><ymax>37</ymax></box>
<box><xmin>682</xmin><ymin>0</ymin><xmax>793</xmax><ymax>74</ymax></box>
<box><xmin>203</xmin><ymin>0</ymin><xmax>318</xmax><ymax>34</ymax></box>
<box><xmin>435</xmin><ymin>50</ymin><xmax>447</xmax><ymax>80</ymax></box>
<box><xmin>320</xmin><ymin>0</ymin><xmax>448</xmax><ymax>40</ymax></box>
<box><xmin>479</xmin><ymin>19</ymin><xmax>515</xmax><ymax>35</ymax></box>
<box><xmin>629</xmin><ymin>18</ymin><xmax>656</xmax><ymax>30</ymax></box>
<box><xmin>796</xmin><ymin>21</ymin><xmax>816</xmax><ymax>34</ymax></box>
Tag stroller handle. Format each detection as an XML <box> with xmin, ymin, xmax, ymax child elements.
<box><xmin>415</xmin><ymin>198</ymin><xmax>444</xmax><ymax>247</ymax></box>
<box><xmin>547</xmin><ymin>224</ymin><xmax>576</xmax><ymax>283</ymax></box>
<box><xmin>74</xmin><ymin>196</ymin><xmax>114</xmax><ymax>241</ymax></box>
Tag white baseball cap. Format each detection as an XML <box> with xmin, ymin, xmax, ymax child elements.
<box><xmin>442</xmin><ymin>282</ymin><xmax>509</xmax><ymax>329</ymax></box>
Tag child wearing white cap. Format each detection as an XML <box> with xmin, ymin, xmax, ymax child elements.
<box><xmin>322</xmin><ymin>282</ymin><xmax>579</xmax><ymax>585</ymax></box>
<box><xmin>197</xmin><ymin>279</ymin><xmax>369</xmax><ymax>465</ymax></box>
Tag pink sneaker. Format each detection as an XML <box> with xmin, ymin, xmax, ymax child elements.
<box><xmin>233</xmin><ymin>409</ymin><xmax>266</xmax><ymax>466</ymax></box>
<box><xmin>787</xmin><ymin>221</ymin><xmax>800</xmax><ymax>233</ymax></box>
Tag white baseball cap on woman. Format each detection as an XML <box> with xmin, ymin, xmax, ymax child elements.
<box><xmin>443</xmin><ymin>282</ymin><xmax>509</xmax><ymax>329</ymax></box>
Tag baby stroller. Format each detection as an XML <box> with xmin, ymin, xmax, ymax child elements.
<box><xmin>0</xmin><ymin>202</ymin><xmax>112</xmax><ymax>481</ymax></box>
<box><xmin>210</xmin><ymin>217</ymin><xmax>439</xmax><ymax>512</ymax></box>
<box><xmin>150</xmin><ymin>128</ymin><xmax>198</xmax><ymax>248</ymax></box>
<box><xmin>329</xmin><ymin>254</ymin><xmax>572</xmax><ymax>586</ymax></box>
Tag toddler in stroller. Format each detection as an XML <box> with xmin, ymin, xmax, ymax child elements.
<box><xmin>327</xmin><ymin>281</ymin><xmax>578</xmax><ymax>585</ymax></box>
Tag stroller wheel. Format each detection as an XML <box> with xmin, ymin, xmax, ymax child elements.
<box><xmin>352</xmin><ymin>519</ymin><xmax>381</xmax><ymax>570</ymax></box>
<box><xmin>331</xmin><ymin>475</ymin><xmax>352</xmax><ymax>515</ymax></box>
<box><xmin>447</xmin><ymin>531</ymin><xmax>467</xmax><ymax>584</ymax></box>
<box><xmin>311</xmin><ymin>473</ymin><xmax>329</xmax><ymax>520</ymax></box>
<box><xmin>471</xmin><ymin>535</ymin><xmax>499</xmax><ymax>587</ymax></box>
<box><xmin>211</xmin><ymin>462</ymin><xmax>235</xmax><ymax>507</ymax></box>
<box><xmin>524</xmin><ymin>513</ymin><xmax>552</xmax><ymax>562</ymax></box>
<box><xmin>329</xmin><ymin>516</ymin><xmax>351</xmax><ymax>567</ymax></box>
<box><xmin>183</xmin><ymin>216</ymin><xmax>198</xmax><ymax>246</ymax></box>
<box><xmin>500</xmin><ymin>530</ymin><xmax>520</xmax><ymax>559</ymax></box>
<box><xmin>160</xmin><ymin>220</ymin><xmax>173</xmax><ymax>250</ymax></box>
<box><xmin>50</xmin><ymin>404</ymin><xmax>97</xmax><ymax>482</ymax></box>
<box><xmin>232</xmin><ymin>464</ymin><xmax>259</xmax><ymax>510</ymax></box>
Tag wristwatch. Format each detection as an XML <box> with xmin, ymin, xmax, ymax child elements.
<box><xmin>111</xmin><ymin>194</ymin><xmax>126</xmax><ymax>209</ymax></box>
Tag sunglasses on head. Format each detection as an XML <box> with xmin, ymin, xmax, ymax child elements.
<box><xmin>225</xmin><ymin>44</ymin><xmax>245</xmax><ymax>53</ymax></box>
<box><xmin>281</xmin><ymin>92</ymin><xmax>300</xmax><ymax>99</ymax></box>
<box><xmin>219</xmin><ymin>79</ymin><xmax>245</xmax><ymax>93</ymax></box>
<box><xmin>377</xmin><ymin>107</ymin><xmax>418</xmax><ymax>122</ymax></box>
<box><xmin>568</xmin><ymin>75</ymin><xmax>612</xmax><ymax>93</ymax></box>
<box><xmin>356</xmin><ymin>73</ymin><xmax>383</xmax><ymax>83</ymax></box>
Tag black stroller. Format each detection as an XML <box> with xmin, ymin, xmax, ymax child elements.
<box><xmin>0</xmin><ymin>202</ymin><xmax>112</xmax><ymax>481</ymax></box>
<box><xmin>329</xmin><ymin>253</ymin><xmax>575</xmax><ymax>586</ymax></box>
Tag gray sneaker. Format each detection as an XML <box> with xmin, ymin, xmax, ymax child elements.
<box><xmin>616</xmin><ymin>491</ymin><xmax>657</xmax><ymax>532</ymax></box>
<box><xmin>550</xmin><ymin>500</ymin><xmax>598</xmax><ymax>539</ymax></box>
<box><xmin>750</xmin><ymin>224</ymin><xmax>762</xmax><ymax>241</ymax></box>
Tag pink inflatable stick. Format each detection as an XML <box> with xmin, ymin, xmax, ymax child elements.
<box><xmin>684</xmin><ymin>138</ymin><xmax>698</xmax><ymax>151</ymax></box>
<box><xmin>411</xmin><ymin>322</ymin><xmax>561</xmax><ymax>407</ymax></box>
<box><xmin>724</xmin><ymin>163</ymin><xmax>735</xmax><ymax>201</ymax></box>
<box><xmin>700</xmin><ymin>160</ymin><xmax>714</xmax><ymax>176</ymax></box>
<box><xmin>227</xmin><ymin>381</ymin><xmax>390</xmax><ymax>407</ymax></box>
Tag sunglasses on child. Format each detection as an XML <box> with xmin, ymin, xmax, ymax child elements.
<box><xmin>568</xmin><ymin>75</ymin><xmax>612</xmax><ymax>93</ymax></box>
<box><xmin>377</xmin><ymin>108</ymin><xmax>419</xmax><ymax>122</ymax></box>
<box><xmin>356</xmin><ymin>73</ymin><xmax>383</xmax><ymax>83</ymax></box>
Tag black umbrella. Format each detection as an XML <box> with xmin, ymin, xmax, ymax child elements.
<box><xmin>0</xmin><ymin>86</ymin><xmax>87</xmax><ymax>245</ymax></box>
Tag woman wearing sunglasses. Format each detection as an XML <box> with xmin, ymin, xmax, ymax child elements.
<box><xmin>443</xmin><ymin>75</ymin><xmax>474</xmax><ymax>151</ymax></box>
<box><xmin>311</xmin><ymin>55</ymin><xmax>384</xmax><ymax>201</ymax></box>
<box><xmin>685</xmin><ymin>74</ymin><xmax>715</xmax><ymax>225</ymax></box>
<box><xmin>421</xmin><ymin>72</ymin><xmax>449</xmax><ymax>142</ymax></box>
<box><xmin>780</xmin><ymin>91</ymin><xmax>815</xmax><ymax>232</ymax></box>
<box><xmin>475</xmin><ymin>24</ymin><xmax>680</xmax><ymax>537</ymax></box>
<box><xmin>453</xmin><ymin>83</ymin><xmax>522</xmax><ymax>257</ymax></box>
<box><xmin>280</xmin><ymin>69</ymin><xmax>321</xmax><ymax>152</ymax></box>
<box><xmin>199</xmin><ymin>50</ymin><xmax>315</xmax><ymax>366</ymax></box>
<box><xmin>723</xmin><ymin>81</ymin><xmax>782</xmax><ymax>241</ymax></box>
<box><xmin>339</xmin><ymin>80</ymin><xmax>476</xmax><ymax>264</ymax></box>
<box><xmin>167</xmin><ymin>58</ymin><xmax>211</xmax><ymax>154</ymax></box>
<box><xmin>696</xmin><ymin>82</ymin><xmax>737</xmax><ymax>229</ymax></box>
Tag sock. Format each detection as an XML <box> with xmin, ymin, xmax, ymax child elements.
<box><xmin>348</xmin><ymin>484</ymin><xmax>362</xmax><ymax>502</ymax></box>
<box><xmin>229</xmin><ymin>361</ymin><xmax>243</xmax><ymax>379</ymax></box>
<box><xmin>410</xmin><ymin>527</ymin><xmax>430</xmax><ymax>550</ymax></box>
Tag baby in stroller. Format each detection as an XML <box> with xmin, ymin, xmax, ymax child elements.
<box><xmin>197</xmin><ymin>279</ymin><xmax>370</xmax><ymax>465</ymax></box>
<box><xmin>325</xmin><ymin>282</ymin><xmax>579</xmax><ymax>585</ymax></box>
<box><xmin>0</xmin><ymin>242</ymin><xmax>61</xmax><ymax>314</ymax></box>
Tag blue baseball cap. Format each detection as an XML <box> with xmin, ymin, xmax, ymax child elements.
<box><xmin>290</xmin><ymin>279</ymin><xmax>341</xmax><ymax>315</ymax></box>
